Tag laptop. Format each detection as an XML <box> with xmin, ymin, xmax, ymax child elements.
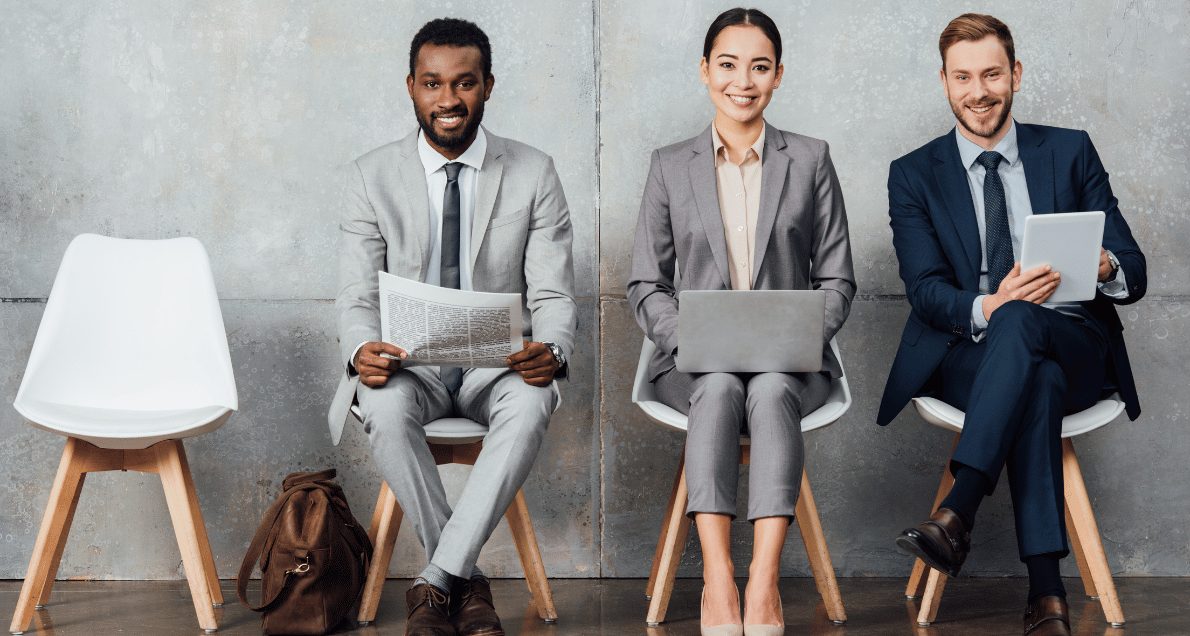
<box><xmin>675</xmin><ymin>290</ymin><xmax>826</xmax><ymax>373</ymax></box>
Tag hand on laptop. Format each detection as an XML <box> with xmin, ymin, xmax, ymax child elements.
<box><xmin>981</xmin><ymin>263</ymin><xmax>1061</xmax><ymax>320</ymax></box>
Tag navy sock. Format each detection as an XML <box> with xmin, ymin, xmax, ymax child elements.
<box><xmin>1025</xmin><ymin>553</ymin><xmax>1067</xmax><ymax>603</ymax></box>
<box><xmin>939</xmin><ymin>464</ymin><xmax>990</xmax><ymax>529</ymax></box>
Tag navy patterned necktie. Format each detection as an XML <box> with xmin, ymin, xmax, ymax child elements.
<box><xmin>976</xmin><ymin>151</ymin><xmax>1013</xmax><ymax>294</ymax></box>
<box><xmin>440</xmin><ymin>162</ymin><xmax>463</xmax><ymax>393</ymax></box>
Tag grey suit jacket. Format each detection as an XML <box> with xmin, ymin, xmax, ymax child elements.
<box><xmin>627</xmin><ymin>123</ymin><xmax>855</xmax><ymax>383</ymax></box>
<box><xmin>327</xmin><ymin>127</ymin><xmax>577</xmax><ymax>445</ymax></box>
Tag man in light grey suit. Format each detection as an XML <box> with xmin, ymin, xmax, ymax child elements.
<box><xmin>326</xmin><ymin>18</ymin><xmax>575</xmax><ymax>636</ymax></box>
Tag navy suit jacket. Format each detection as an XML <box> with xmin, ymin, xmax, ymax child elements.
<box><xmin>877</xmin><ymin>123</ymin><xmax>1146</xmax><ymax>426</ymax></box>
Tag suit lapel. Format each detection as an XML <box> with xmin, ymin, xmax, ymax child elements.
<box><xmin>470</xmin><ymin>131</ymin><xmax>505</xmax><ymax>269</ymax></box>
<box><xmin>688</xmin><ymin>127</ymin><xmax>732</xmax><ymax>289</ymax></box>
<box><xmin>1018</xmin><ymin>124</ymin><xmax>1056</xmax><ymax>214</ymax></box>
<box><xmin>751</xmin><ymin>124</ymin><xmax>789</xmax><ymax>288</ymax></box>
<box><xmin>396</xmin><ymin>133</ymin><xmax>433</xmax><ymax>281</ymax></box>
<box><xmin>931</xmin><ymin>133</ymin><xmax>982</xmax><ymax>285</ymax></box>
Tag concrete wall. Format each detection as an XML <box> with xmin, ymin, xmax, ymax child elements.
<box><xmin>1</xmin><ymin>1</ymin><xmax>1187</xmax><ymax>580</ymax></box>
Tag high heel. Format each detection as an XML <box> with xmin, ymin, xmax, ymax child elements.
<box><xmin>743</xmin><ymin>590</ymin><xmax>784</xmax><ymax>635</ymax></box>
<box><xmin>700</xmin><ymin>585</ymin><xmax>744</xmax><ymax>636</ymax></box>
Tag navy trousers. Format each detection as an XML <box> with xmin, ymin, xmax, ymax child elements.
<box><xmin>937</xmin><ymin>300</ymin><xmax>1108</xmax><ymax>560</ymax></box>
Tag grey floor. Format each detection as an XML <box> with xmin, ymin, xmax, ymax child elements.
<box><xmin>3</xmin><ymin>577</ymin><xmax>1187</xmax><ymax>635</ymax></box>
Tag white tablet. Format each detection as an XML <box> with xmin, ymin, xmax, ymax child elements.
<box><xmin>1020</xmin><ymin>211</ymin><xmax>1105</xmax><ymax>303</ymax></box>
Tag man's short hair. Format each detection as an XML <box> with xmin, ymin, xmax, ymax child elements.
<box><xmin>409</xmin><ymin>18</ymin><xmax>492</xmax><ymax>78</ymax></box>
<box><xmin>939</xmin><ymin>13</ymin><xmax>1015</xmax><ymax>69</ymax></box>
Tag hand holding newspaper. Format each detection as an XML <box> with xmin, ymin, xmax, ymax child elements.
<box><xmin>378</xmin><ymin>271</ymin><xmax>523</xmax><ymax>368</ymax></box>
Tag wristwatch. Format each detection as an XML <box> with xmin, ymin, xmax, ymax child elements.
<box><xmin>543</xmin><ymin>342</ymin><xmax>567</xmax><ymax>369</ymax></box>
<box><xmin>1105</xmin><ymin>250</ymin><xmax>1120</xmax><ymax>282</ymax></box>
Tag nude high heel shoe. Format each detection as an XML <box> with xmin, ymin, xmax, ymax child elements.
<box><xmin>701</xmin><ymin>586</ymin><xmax>744</xmax><ymax>636</ymax></box>
<box><xmin>743</xmin><ymin>592</ymin><xmax>785</xmax><ymax>635</ymax></box>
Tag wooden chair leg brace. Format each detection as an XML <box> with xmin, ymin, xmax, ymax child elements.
<box><xmin>908</xmin><ymin>434</ymin><xmax>1125</xmax><ymax>627</ymax></box>
<box><xmin>10</xmin><ymin>437</ymin><xmax>222</xmax><ymax>635</ymax></box>
<box><xmin>357</xmin><ymin>440</ymin><xmax>558</xmax><ymax>626</ymax></box>
<box><xmin>644</xmin><ymin>444</ymin><xmax>847</xmax><ymax>626</ymax></box>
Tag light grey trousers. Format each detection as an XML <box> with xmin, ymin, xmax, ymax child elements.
<box><xmin>356</xmin><ymin>365</ymin><xmax>556</xmax><ymax>578</ymax></box>
<box><xmin>654</xmin><ymin>370</ymin><xmax>831</xmax><ymax>521</ymax></box>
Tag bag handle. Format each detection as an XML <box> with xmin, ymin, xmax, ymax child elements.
<box><xmin>236</xmin><ymin>481</ymin><xmax>334</xmax><ymax>612</ymax></box>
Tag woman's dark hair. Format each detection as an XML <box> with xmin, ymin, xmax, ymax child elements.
<box><xmin>702</xmin><ymin>8</ymin><xmax>782</xmax><ymax>63</ymax></box>
<box><xmin>409</xmin><ymin>18</ymin><xmax>492</xmax><ymax>78</ymax></box>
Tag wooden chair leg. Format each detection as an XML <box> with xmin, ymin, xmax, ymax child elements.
<box><xmin>155</xmin><ymin>440</ymin><xmax>218</xmax><ymax>633</ymax></box>
<box><xmin>504</xmin><ymin>489</ymin><xmax>557</xmax><ymax>623</ymax></box>
<box><xmin>1066</xmin><ymin>506</ymin><xmax>1098</xmax><ymax>599</ymax></box>
<box><xmin>795</xmin><ymin>469</ymin><xmax>846</xmax><ymax>624</ymax></box>
<box><xmin>915</xmin><ymin>567</ymin><xmax>949</xmax><ymax>626</ymax></box>
<box><xmin>31</xmin><ymin>456</ymin><xmax>86</xmax><ymax>610</ymax></box>
<box><xmin>907</xmin><ymin>434</ymin><xmax>959</xmax><ymax>599</ymax></box>
<box><xmin>1062</xmin><ymin>439</ymin><xmax>1124</xmax><ymax>626</ymax></box>
<box><xmin>646</xmin><ymin>459</ymin><xmax>686</xmax><ymax>599</ymax></box>
<box><xmin>358</xmin><ymin>482</ymin><xmax>402</xmax><ymax>625</ymax></box>
<box><xmin>10</xmin><ymin>438</ymin><xmax>89</xmax><ymax>635</ymax></box>
<box><xmin>646</xmin><ymin>458</ymin><xmax>691</xmax><ymax>626</ymax></box>
<box><xmin>178</xmin><ymin>455</ymin><xmax>223</xmax><ymax>606</ymax></box>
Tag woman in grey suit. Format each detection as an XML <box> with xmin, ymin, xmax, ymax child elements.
<box><xmin>627</xmin><ymin>8</ymin><xmax>855</xmax><ymax>635</ymax></box>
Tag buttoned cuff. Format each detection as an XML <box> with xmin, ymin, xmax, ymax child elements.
<box><xmin>971</xmin><ymin>295</ymin><xmax>989</xmax><ymax>342</ymax></box>
<box><xmin>1098</xmin><ymin>265</ymin><xmax>1129</xmax><ymax>299</ymax></box>
<box><xmin>347</xmin><ymin>341</ymin><xmax>368</xmax><ymax>376</ymax></box>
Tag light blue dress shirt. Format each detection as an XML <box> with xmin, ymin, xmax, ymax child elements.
<box><xmin>955</xmin><ymin>121</ymin><xmax>1128</xmax><ymax>340</ymax></box>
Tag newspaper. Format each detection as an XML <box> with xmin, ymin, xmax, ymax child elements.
<box><xmin>378</xmin><ymin>271</ymin><xmax>523</xmax><ymax>368</ymax></box>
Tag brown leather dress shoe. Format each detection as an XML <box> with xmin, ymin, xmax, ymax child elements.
<box><xmin>1023</xmin><ymin>595</ymin><xmax>1071</xmax><ymax>635</ymax></box>
<box><xmin>405</xmin><ymin>583</ymin><xmax>455</xmax><ymax>636</ymax></box>
<box><xmin>451</xmin><ymin>576</ymin><xmax>504</xmax><ymax>636</ymax></box>
<box><xmin>895</xmin><ymin>507</ymin><xmax>971</xmax><ymax>577</ymax></box>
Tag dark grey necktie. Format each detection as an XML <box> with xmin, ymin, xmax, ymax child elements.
<box><xmin>440</xmin><ymin>162</ymin><xmax>463</xmax><ymax>393</ymax></box>
<box><xmin>977</xmin><ymin>151</ymin><xmax>1013</xmax><ymax>294</ymax></box>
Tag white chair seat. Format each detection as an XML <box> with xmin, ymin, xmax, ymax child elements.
<box><xmin>349</xmin><ymin>405</ymin><xmax>488</xmax><ymax>445</ymax></box>
<box><xmin>911</xmin><ymin>395</ymin><xmax>1125</xmax><ymax>439</ymax></box>
<box><xmin>17</xmin><ymin>401</ymin><xmax>232</xmax><ymax>450</ymax></box>
<box><xmin>631</xmin><ymin>338</ymin><xmax>852</xmax><ymax>436</ymax></box>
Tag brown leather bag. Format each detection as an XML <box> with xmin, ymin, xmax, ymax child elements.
<box><xmin>237</xmin><ymin>469</ymin><xmax>372</xmax><ymax>635</ymax></box>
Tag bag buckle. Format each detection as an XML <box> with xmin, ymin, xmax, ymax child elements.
<box><xmin>286</xmin><ymin>555</ymin><xmax>311</xmax><ymax>575</ymax></box>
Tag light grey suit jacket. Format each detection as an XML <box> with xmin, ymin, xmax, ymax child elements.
<box><xmin>327</xmin><ymin>127</ymin><xmax>577</xmax><ymax>445</ymax></box>
<box><xmin>627</xmin><ymin>123</ymin><xmax>856</xmax><ymax>383</ymax></box>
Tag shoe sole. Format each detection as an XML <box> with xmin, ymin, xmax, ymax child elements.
<box><xmin>896</xmin><ymin>531</ymin><xmax>962</xmax><ymax>578</ymax></box>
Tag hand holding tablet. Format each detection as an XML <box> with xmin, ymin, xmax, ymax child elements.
<box><xmin>1020</xmin><ymin>211</ymin><xmax>1106</xmax><ymax>303</ymax></box>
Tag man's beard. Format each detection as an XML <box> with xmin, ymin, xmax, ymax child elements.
<box><xmin>416</xmin><ymin>104</ymin><xmax>485</xmax><ymax>151</ymax></box>
<box><xmin>951</xmin><ymin>91</ymin><xmax>1013</xmax><ymax>140</ymax></box>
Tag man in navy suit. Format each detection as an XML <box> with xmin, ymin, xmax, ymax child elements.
<box><xmin>879</xmin><ymin>13</ymin><xmax>1145</xmax><ymax>636</ymax></box>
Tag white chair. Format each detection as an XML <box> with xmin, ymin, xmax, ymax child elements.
<box><xmin>632</xmin><ymin>338</ymin><xmax>852</xmax><ymax>626</ymax></box>
<box><xmin>9</xmin><ymin>234</ymin><xmax>236</xmax><ymax>635</ymax></box>
<box><xmin>347</xmin><ymin>407</ymin><xmax>558</xmax><ymax>626</ymax></box>
<box><xmin>904</xmin><ymin>395</ymin><xmax>1127</xmax><ymax>627</ymax></box>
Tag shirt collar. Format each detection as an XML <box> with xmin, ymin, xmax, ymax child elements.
<box><xmin>417</xmin><ymin>126</ymin><xmax>488</xmax><ymax>176</ymax></box>
<box><xmin>711</xmin><ymin>122</ymin><xmax>765</xmax><ymax>166</ymax></box>
<box><xmin>955</xmin><ymin>118</ymin><xmax>1019</xmax><ymax>170</ymax></box>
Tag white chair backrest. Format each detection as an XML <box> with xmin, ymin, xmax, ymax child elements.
<box><xmin>16</xmin><ymin>234</ymin><xmax>237</xmax><ymax>413</ymax></box>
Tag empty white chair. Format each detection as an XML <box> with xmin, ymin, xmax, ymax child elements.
<box><xmin>10</xmin><ymin>234</ymin><xmax>236</xmax><ymax>635</ymax></box>
<box><xmin>632</xmin><ymin>337</ymin><xmax>851</xmax><ymax>626</ymax></box>
<box><xmin>905</xmin><ymin>395</ymin><xmax>1127</xmax><ymax>628</ymax></box>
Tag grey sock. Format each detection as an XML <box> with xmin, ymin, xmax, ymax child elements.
<box><xmin>471</xmin><ymin>565</ymin><xmax>485</xmax><ymax>581</ymax></box>
<box><xmin>416</xmin><ymin>564</ymin><xmax>454</xmax><ymax>593</ymax></box>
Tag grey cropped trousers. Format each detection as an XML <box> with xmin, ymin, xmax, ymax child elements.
<box><xmin>654</xmin><ymin>369</ymin><xmax>831</xmax><ymax>521</ymax></box>
<box><xmin>356</xmin><ymin>365</ymin><xmax>556</xmax><ymax>578</ymax></box>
